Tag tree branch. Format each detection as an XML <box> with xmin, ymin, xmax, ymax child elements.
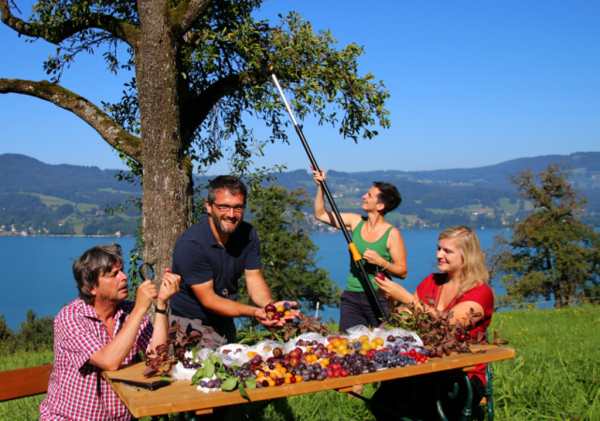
<box><xmin>0</xmin><ymin>0</ymin><xmax>140</xmax><ymax>47</ymax></box>
<box><xmin>0</xmin><ymin>78</ymin><xmax>142</xmax><ymax>163</ymax></box>
<box><xmin>183</xmin><ymin>69</ymin><xmax>266</xmax><ymax>136</ymax></box>
<box><xmin>173</xmin><ymin>0</ymin><xmax>212</xmax><ymax>34</ymax></box>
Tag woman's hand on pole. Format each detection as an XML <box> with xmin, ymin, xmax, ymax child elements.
<box><xmin>311</xmin><ymin>165</ymin><xmax>326</xmax><ymax>185</ymax></box>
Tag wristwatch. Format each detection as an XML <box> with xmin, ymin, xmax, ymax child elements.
<box><xmin>155</xmin><ymin>306</ymin><xmax>168</xmax><ymax>315</ymax></box>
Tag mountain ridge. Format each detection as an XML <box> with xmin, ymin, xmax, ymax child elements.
<box><xmin>1</xmin><ymin>152</ymin><xmax>598</xmax><ymax>234</ymax></box>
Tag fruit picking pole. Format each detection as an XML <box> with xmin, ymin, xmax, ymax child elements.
<box><xmin>268</xmin><ymin>69</ymin><xmax>388</xmax><ymax>323</ymax></box>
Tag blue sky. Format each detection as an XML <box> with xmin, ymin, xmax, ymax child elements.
<box><xmin>1</xmin><ymin>0</ymin><xmax>598</xmax><ymax>174</ymax></box>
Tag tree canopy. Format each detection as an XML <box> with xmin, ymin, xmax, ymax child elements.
<box><xmin>488</xmin><ymin>164</ymin><xmax>600</xmax><ymax>308</ymax></box>
<box><xmin>1</xmin><ymin>0</ymin><xmax>390</xmax><ymax>284</ymax></box>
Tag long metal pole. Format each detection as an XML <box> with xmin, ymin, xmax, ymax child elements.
<box><xmin>268</xmin><ymin>70</ymin><xmax>388</xmax><ymax>323</ymax></box>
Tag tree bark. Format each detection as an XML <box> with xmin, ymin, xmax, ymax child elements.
<box><xmin>136</xmin><ymin>0</ymin><xmax>193</xmax><ymax>292</ymax></box>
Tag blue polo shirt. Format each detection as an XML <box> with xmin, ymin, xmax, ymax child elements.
<box><xmin>169</xmin><ymin>216</ymin><xmax>262</xmax><ymax>326</ymax></box>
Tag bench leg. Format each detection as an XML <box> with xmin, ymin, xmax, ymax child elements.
<box><xmin>434</xmin><ymin>374</ymin><xmax>473</xmax><ymax>421</ymax></box>
<box><xmin>484</xmin><ymin>364</ymin><xmax>494</xmax><ymax>421</ymax></box>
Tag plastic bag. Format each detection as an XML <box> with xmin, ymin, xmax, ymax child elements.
<box><xmin>171</xmin><ymin>361</ymin><xmax>197</xmax><ymax>381</ymax></box>
<box><xmin>218</xmin><ymin>343</ymin><xmax>250</xmax><ymax>365</ymax></box>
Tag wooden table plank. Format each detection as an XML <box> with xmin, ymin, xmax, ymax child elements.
<box><xmin>102</xmin><ymin>345</ymin><xmax>515</xmax><ymax>418</ymax></box>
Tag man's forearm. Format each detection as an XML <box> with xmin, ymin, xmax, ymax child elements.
<box><xmin>147</xmin><ymin>299</ymin><xmax>169</xmax><ymax>354</ymax></box>
<box><xmin>249</xmin><ymin>288</ymin><xmax>275</xmax><ymax>309</ymax></box>
<box><xmin>202</xmin><ymin>294</ymin><xmax>260</xmax><ymax>318</ymax></box>
<box><xmin>89</xmin><ymin>307</ymin><xmax>146</xmax><ymax>371</ymax></box>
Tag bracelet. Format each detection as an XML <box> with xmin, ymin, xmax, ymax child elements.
<box><xmin>382</xmin><ymin>261</ymin><xmax>391</xmax><ymax>271</ymax></box>
<box><xmin>155</xmin><ymin>306</ymin><xmax>167</xmax><ymax>315</ymax></box>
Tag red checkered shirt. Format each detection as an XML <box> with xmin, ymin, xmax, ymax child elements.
<box><xmin>40</xmin><ymin>298</ymin><xmax>153</xmax><ymax>421</ymax></box>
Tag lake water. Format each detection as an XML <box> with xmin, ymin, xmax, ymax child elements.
<box><xmin>0</xmin><ymin>229</ymin><xmax>504</xmax><ymax>330</ymax></box>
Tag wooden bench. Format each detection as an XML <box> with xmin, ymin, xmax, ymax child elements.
<box><xmin>0</xmin><ymin>364</ymin><xmax>165</xmax><ymax>421</ymax></box>
<box><xmin>0</xmin><ymin>364</ymin><xmax>53</xmax><ymax>402</ymax></box>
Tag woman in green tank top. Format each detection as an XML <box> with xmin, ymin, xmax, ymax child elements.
<box><xmin>312</xmin><ymin>167</ymin><xmax>408</xmax><ymax>332</ymax></box>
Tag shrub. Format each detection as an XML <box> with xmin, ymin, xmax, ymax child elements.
<box><xmin>0</xmin><ymin>314</ymin><xmax>14</xmax><ymax>343</ymax></box>
<box><xmin>14</xmin><ymin>310</ymin><xmax>54</xmax><ymax>352</ymax></box>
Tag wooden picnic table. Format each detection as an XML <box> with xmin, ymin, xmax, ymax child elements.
<box><xmin>102</xmin><ymin>344</ymin><xmax>515</xmax><ymax>418</ymax></box>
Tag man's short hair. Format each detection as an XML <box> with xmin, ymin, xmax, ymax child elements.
<box><xmin>372</xmin><ymin>182</ymin><xmax>402</xmax><ymax>215</ymax></box>
<box><xmin>207</xmin><ymin>175</ymin><xmax>248</xmax><ymax>205</ymax></box>
<box><xmin>73</xmin><ymin>244</ymin><xmax>123</xmax><ymax>305</ymax></box>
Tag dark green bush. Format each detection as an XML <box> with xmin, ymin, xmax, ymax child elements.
<box><xmin>14</xmin><ymin>310</ymin><xmax>54</xmax><ymax>352</ymax></box>
<box><xmin>0</xmin><ymin>314</ymin><xmax>14</xmax><ymax>342</ymax></box>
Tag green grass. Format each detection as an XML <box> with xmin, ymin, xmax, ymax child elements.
<box><xmin>0</xmin><ymin>348</ymin><xmax>53</xmax><ymax>421</ymax></box>
<box><xmin>489</xmin><ymin>306</ymin><xmax>600</xmax><ymax>420</ymax></box>
<box><xmin>14</xmin><ymin>192</ymin><xmax>98</xmax><ymax>212</ymax></box>
<box><xmin>2</xmin><ymin>306</ymin><xmax>599</xmax><ymax>420</ymax></box>
<box><xmin>17</xmin><ymin>192</ymin><xmax>75</xmax><ymax>207</ymax></box>
<box><xmin>425</xmin><ymin>208</ymin><xmax>453</xmax><ymax>215</ymax></box>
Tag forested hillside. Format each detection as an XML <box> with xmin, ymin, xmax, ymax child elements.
<box><xmin>0</xmin><ymin>155</ymin><xmax>140</xmax><ymax>235</ymax></box>
<box><xmin>1</xmin><ymin>152</ymin><xmax>599</xmax><ymax>235</ymax></box>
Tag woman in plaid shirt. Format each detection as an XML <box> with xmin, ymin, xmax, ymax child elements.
<box><xmin>40</xmin><ymin>244</ymin><xmax>180</xmax><ymax>421</ymax></box>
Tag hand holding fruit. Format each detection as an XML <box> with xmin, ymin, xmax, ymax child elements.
<box><xmin>260</xmin><ymin>301</ymin><xmax>299</xmax><ymax>327</ymax></box>
<box><xmin>254</xmin><ymin>307</ymin><xmax>281</xmax><ymax>327</ymax></box>
<box><xmin>373</xmin><ymin>271</ymin><xmax>407</xmax><ymax>304</ymax></box>
<box><xmin>273</xmin><ymin>301</ymin><xmax>300</xmax><ymax>321</ymax></box>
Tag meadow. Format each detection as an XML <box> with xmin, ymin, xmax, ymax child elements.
<box><xmin>1</xmin><ymin>305</ymin><xmax>598</xmax><ymax>420</ymax></box>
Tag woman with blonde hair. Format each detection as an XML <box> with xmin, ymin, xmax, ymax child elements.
<box><xmin>371</xmin><ymin>226</ymin><xmax>494</xmax><ymax>420</ymax></box>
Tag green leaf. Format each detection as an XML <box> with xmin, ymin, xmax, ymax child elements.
<box><xmin>221</xmin><ymin>377</ymin><xmax>238</xmax><ymax>391</ymax></box>
<box><xmin>160</xmin><ymin>376</ymin><xmax>174</xmax><ymax>383</ymax></box>
<box><xmin>238</xmin><ymin>382</ymin><xmax>249</xmax><ymax>400</ymax></box>
<box><xmin>244</xmin><ymin>377</ymin><xmax>256</xmax><ymax>390</ymax></box>
<box><xmin>203</xmin><ymin>359</ymin><xmax>215</xmax><ymax>378</ymax></box>
<box><xmin>191</xmin><ymin>368</ymin><xmax>203</xmax><ymax>384</ymax></box>
<box><xmin>216</xmin><ymin>372</ymin><xmax>230</xmax><ymax>380</ymax></box>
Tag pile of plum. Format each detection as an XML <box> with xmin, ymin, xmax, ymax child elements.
<box><xmin>198</xmin><ymin>334</ymin><xmax>430</xmax><ymax>390</ymax></box>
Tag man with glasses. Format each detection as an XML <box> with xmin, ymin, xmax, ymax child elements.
<box><xmin>168</xmin><ymin>175</ymin><xmax>298</xmax><ymax>348</ymax></box>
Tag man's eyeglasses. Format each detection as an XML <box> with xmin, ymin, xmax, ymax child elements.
<box><xmin>212</xmin><ymin>203</ymin><xmax>245</xmax><ymax>213</ymax></box>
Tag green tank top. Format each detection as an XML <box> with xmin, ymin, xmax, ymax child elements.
<box><xmin>346</xmin><ymin>220</ymin><xmax>393</xmax><ymax>292</ymax></box>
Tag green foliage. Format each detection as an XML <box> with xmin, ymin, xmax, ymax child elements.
<box><xmin>14</xmin><ymin>310</ymin><xmax>54</xmax><ymax>352</ymax></box>
<box><xmin>0</xmin><ymin>314</ymin><xmax>14</xmax><ymax>343</ymax></box>
<box><xmin>237</xmin><ymin>185</ymin><xmax>341</xmax><ymax>319</ymax></box>
<box><xmin>489</xmin><ymin>164</ymin><xmax>600</xmax><ymax>308</ymax></box>
<box><xmin>21</xmin><ymin>0</ymin><xmax>390</xmax><ymax>178</ymax></box>
<box><xmin>53</xmin><ymin>203</ymin><xmax>75</xmax><ymax>219</ymax></box>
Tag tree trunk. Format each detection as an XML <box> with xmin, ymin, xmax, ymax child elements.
<box><xmin>136</xmin><ymin>0</ymin><xmax>193</xmax><ymax>295</ymax></box>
